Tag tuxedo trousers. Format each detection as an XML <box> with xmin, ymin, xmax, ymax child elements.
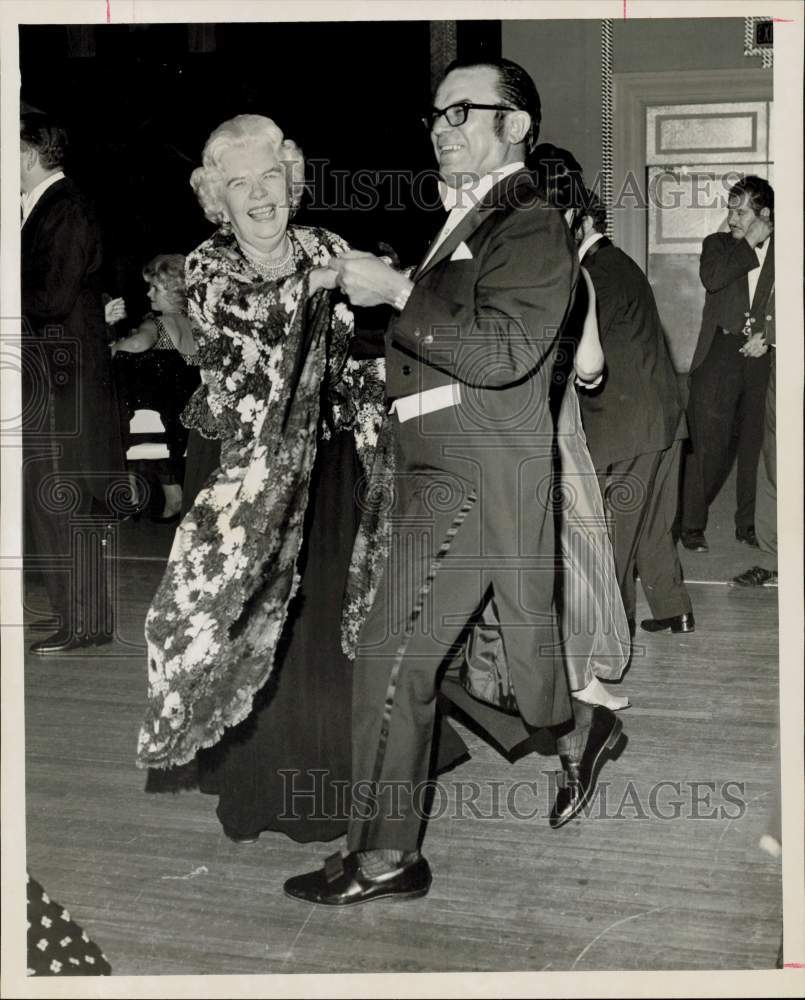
<box><xmin>682</xmin><ymin>329</ymin><xmax>771</xmax><ymax>531</ymax></box>
<box><xmin>347</xmin><ymin>406</ymin><xmax>570</xmax><ymax>852</ymax></box>
<box><xmin>597</xmin><ymin>445</ymin><xmax>691</xmax><ymax>622</ymax></box>
<box><xmin>754</xmin><ymin>354</ymin><xmax>777</xmax><ymax>567</ymax></box>
<box><xmin>23</xmin><ymin>442</ymin><xmax>113</xmax><ymax>637</ymax></box>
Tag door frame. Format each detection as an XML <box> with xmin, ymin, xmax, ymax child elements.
<box><xmin>613</xmin><ymin>68</ymin><xmax>773</xmax><ymax>270</ymax></box>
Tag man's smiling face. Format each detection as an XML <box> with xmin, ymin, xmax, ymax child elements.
<box><xmin>431</xmin><ymin>66</ymin><xmax>513</xmax><ymax>188</ymax></box>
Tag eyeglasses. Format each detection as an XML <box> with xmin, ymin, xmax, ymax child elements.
<box><xmin>420</xmin><ymin>102</ymin><xmax>518</xmax><ymax>130</ymax></box>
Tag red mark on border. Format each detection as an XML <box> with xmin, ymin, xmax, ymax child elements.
<box><xmin>772</xmin><ymin>17</ymin><xmax>794</xmax><ymax>22</ymax></box>
<box><xmin>623</xmin><ymin>0</ymin><xmax>627</xmax><ymax>18</ymax></box>
<box><xmin>784</xmin><ymin>962</ymin><xmax>805</xmax><ymax>968</ymax></box>
<box><xmin>106</xmin><ymin>0</ymin><xmax>111</xmax><ymax>23</ymax></box>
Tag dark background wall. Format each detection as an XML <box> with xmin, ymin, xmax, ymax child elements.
<box><xmin>20</xmin><ymin>21</ymin><xmax>500</xmax><ymax>320</ymax></box>
<box><xmin>502</xmin><ymin>17</ymin><xmax>766</xmax><ymax>188</ymax></box>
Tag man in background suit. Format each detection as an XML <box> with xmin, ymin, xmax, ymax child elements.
<box><xmin>21</xmin><ymin>115</ymin><xmax>123</xmax><ymax>653</ymax></box>
<box><xmin>576</xmin><ymin>194</ymin><xmax>694</xmax><ymax>635</ymax></box>
<box><xmin>680</xmin><ymin>176</ymin><xmax>774</xmax><ymax>553</ymax></box>
<box><xmin>731</xmin><ymin>286</ymin><xmax>777</xmax><ymax>587</ymax></box>
<box><xmin>285</xmin><ymin>58</ymin><xmax>623</xmax><ymax>906</ymax></box>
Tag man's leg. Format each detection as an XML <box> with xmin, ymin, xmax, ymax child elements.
<box><xmin>681</xmin><ymin>340</ymin><xmax>742</xmax><ymax>533</ymax></box>
<box><xmin>732</xmin><ymin>357</ymin><xmax>777</xmax><ymax>586</ymax></box>
<box><xmin>735</xmin><ymin>352</ymin><xmax>771</xmax><ymax>532</ymax></box>
<box><xmin>635</xmin><ymin>441</ymin><xmax>693</xmax><ymax>622</ymax></box>
<box><xmin>597</xmin><ymin>452</ymin><xmax>662</xmax><ymax>623</ymax></box>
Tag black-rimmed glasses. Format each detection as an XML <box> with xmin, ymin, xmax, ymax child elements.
<box><xmin>420</xmin><ymin>102</ymin><xmax>517</xmax><ymax>130</ymax></box>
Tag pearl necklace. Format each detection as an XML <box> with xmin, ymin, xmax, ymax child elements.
<box><xmin>241</xmin><ymin>237</ymin><xmax>295</xmax><ymax>280</ymax></box>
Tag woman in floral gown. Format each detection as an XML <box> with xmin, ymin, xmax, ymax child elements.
<box><xmin>137</xmin><ymin>115</ymin><xmax>464</xmax><ymax>842</ymax></box>
<box><xmin>136</xmin><ymin>114</ymin><xmax>387</xmax><ymax>843</ymax></box>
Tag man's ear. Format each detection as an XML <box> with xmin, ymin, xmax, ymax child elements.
<box><xmin>22</xmin><ymin>146</ymin><xmax>38</xmax><ymax>172</ymax></box>
<box><xmin>506</xmin><ymin>111</ymin><xmax>531</xmax><ymax>146</ymax></box>
<box><xmin>759</xmin><ymin>206</ymin><xmax>772</xmax><ymax>220</ymax></box>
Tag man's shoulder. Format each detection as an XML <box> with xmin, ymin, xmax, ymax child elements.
<box><xmin>702</xmin><ymin>231</ymin><xmax>734</xmax><ymax>252</ymax></box>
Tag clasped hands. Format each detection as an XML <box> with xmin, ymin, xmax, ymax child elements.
<box><xmin>739</xmin><ymin>331</ymin><xmax>770</xmax><ymax>358</ymax></box>
<box><xmin>312</xmin><ymin>251</ymin><xmax>413</xmax><ymax>308</ymax></box>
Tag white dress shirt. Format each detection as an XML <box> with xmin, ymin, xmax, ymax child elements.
<box><xmin>21</xmin><ymin>170</ymin><xmax>65</xmax><ymax>225</ymax></box>
<box><xmin>421</xmin><ymin>161</ymin><xmax>525</xmax><ymax>268</ymax></box>
<box><xmin>748</xmin><ymin>238</ymin><xmax>769</xmax><ymax>307</ymax></box>
<box><xmin>578</xmin><ymin>230</ymin><xmax>605</xmax><ymax>263</ymax></box>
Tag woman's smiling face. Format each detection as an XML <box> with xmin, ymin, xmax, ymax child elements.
<box><xmin>219</xmin><ymin>141</ymin><xmax>290</xmax><ymax>255</ymax></box>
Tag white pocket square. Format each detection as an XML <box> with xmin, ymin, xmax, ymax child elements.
<box><xmin>450</xmin><ymin>242</ymin><xmax>473</xmax><ymax>261</ymax></box>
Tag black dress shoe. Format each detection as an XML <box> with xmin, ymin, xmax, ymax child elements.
<box><xmin>283</xmin><ymin>851</ymin><xmax>431</xmax><ymax>906</ymax></box>
<box><xmin>223</xmin><ymin>827</ymin><xmax>259</xmax><ymax>845</ymax></box>
<box><xmin>735</xmin><ymin>525</ymin><xmax>759</xmax><ymax>547</ymax></box>
<box><xmin>730</xmin><ymin>566</ymin><xmax>778</xmax><ymax>588</ymax></box>
<box><xmin>680</xmin><ymin>529</ymin><xmax>708</xmax><ymax>552</ymax></box>
<box><xmin>550</xmin><ymin>706</ymin><xmax>623</xmax><ymax>830</ymax></box>
<box><xmin>640</xmin><ymin>612</ymin><xmax>695</xmax><ymax>634</ymax></box>
<box><xmin>29</xmin><ymin>628</ymin><xmax>114</xmax><ymax>655</ymax></box>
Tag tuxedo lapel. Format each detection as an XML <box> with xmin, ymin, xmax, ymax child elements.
<box><xmin>750</xmin><ymin>235</ymin><xmax>775</xmax><ymax>315</ymax></box>
<box><xmin>413</xmin><ymin>169</ymin><xmax>535</xmax><ymax>282</ymax></box>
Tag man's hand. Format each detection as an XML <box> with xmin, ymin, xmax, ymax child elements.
<box><xmin>104</xmin><ymin>297</ymin><xmax>127</xmax><ymax>325</ymax></box>
<box><xmin>740</xmin><ymin>331</ymin><xmax>769</xmax><ymax>358</ymax></box>
<box><xmin>330</xmin><ymin>253</ymin><xmax>414</xmax><ymax>309</ymax></box>
<box><xmin>309</xmin><ymin>266</ymin><xmax>339</xmax><ymax>294</ymax></box>
<box><xmin>745</xmin><ymin>215</ymin><xmax>773</xmax><ymax>248</ymax></box>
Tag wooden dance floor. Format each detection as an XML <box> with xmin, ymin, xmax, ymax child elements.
<box><xmin>22</xmin><ymin>528</ymin><xmax>783</xmax><ymax>975</ymax></box>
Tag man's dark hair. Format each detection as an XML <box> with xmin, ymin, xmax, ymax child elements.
<box><xmin>578</xmin><ymin>188</ymin><xmax>608</xmax><ymax>235</ymax></box>
<box><xmin>20</xmin><ymin>115</ymin><xmax>68</xmax><ymax>170</ymax></box>
<box><xmin>729</xmin><ymin>174</ymin><xmax>774</xmax><ymax>223</ymax></box>
<box><xmin>531</xmin><ymin>143</ymin><xmax>587</xmax><ymax>211</ymax></box>
<box><xmin>442</xmin><ymin>57</ymin><xmax>542</xmax><ymax>153</ymax></box>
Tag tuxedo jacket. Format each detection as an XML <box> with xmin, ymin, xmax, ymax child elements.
<box><xmin>690</xmin><ymin>231</ymin><xmax>775</xmax><ymax>373</ymax></box>
<box><xmin>578</xmin><ymin>237</ymin><xmax>682</xmax><ymax>469</ymax></box>
<box><xmin>378</xmin><ymin>168</ymin><xmax>579</xmax><ymax>729</ymax></box>
<box><xmin>21</xmin><ymin>177</ymin><xmax>122</xmax><ymax>498</ymax></box>
<box><xmin>386</xmin><ymin>168</ymin><xmax>578</xmax><ymax>422</ymax></box>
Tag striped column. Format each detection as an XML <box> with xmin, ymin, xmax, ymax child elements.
<box><xmin>601</xmin><ymin>19</ymin><xmax>614</xmax><ymax>237</ymax></box>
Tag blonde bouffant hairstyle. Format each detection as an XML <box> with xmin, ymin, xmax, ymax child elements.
<box><xmin>142</xmin><ymin>253</ymin><xmax>187</xmax><ymax>312</ymax></box>
<box><xmin>189</xmin><ymin>114</ymin><xmax>305</xmax><ymax>226</ymax></box>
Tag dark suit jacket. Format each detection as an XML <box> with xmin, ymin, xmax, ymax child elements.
<box><xmin>21</xmin><ymin>176</ymin><xmax>122</xmax><ymax>501</ymax></box>
<box><xmin>689</xmin><ymin>231</ymin><xmax>775</xmax><ymax>373</ymax></box>
<box><xmin>578</xmin><ymin>237</ymin><xmax>682</xmax><ymax>469</ymax></box>
<box><xmin>383</xmin><ymin>168</ymin><xmax>579</xmax><ymax>728</ymax></box>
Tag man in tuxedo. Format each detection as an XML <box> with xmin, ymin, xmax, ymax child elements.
<box><xmin>20</xmin><ymin>115</ymin><xmax>123</xmax><ymax>653</ymax></box>
<box><xmin>285</xmin><ymin>58</ymin><xmax>624</xmax><ymax>906</ymax></box>
<box><xmin>680</xmin><ymin>176</ymin><xmax>774</xmax><ymax>552</ymax></box>
<box><xmin>731</xmin><ymin>287</ymin><xmax>777</xmax><ymax>587</ymax></box>
<box><xmin>574</xmin><ymin>195</ymin><xmax>694</xmax><ymax>635</ymax></box>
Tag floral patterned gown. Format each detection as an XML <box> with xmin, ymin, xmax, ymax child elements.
<box><xmin>137</xmin><ymin>225</ymin><xmax>387</xmax><ymax>780</ymax></box>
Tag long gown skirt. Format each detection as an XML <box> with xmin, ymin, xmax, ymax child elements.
<box><xmin>197</xmin><ymin>429</ymin><xmax>361</xmax><ymax>842</ymax></box>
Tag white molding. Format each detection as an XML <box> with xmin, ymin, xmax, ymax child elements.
<box><xmin>612</xmin><ymin>69</ymin><xmax>773</xmax><ymax>269</ymax></box>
